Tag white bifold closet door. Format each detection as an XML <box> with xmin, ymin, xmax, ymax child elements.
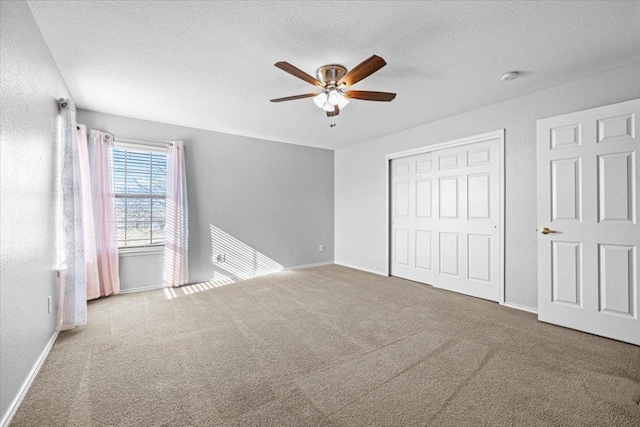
<box><xmin>537</xmin><ymin>98</ymin><xmax>639</xmax><ymax>345</ymax></box>
<box><xmin>391</xmin><ymin>138</ymin><xmax>501</xmax><ymax>301</ymax></box>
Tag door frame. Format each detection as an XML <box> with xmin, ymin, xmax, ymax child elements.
<box><xmin>384</xmin><ymin>129</ymin><xmax>506</xmax><ymax>304</ymax></box>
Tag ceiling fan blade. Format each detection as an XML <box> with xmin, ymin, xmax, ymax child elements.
<box><xmin>270</xmin><ymin>93</ymin><xmax>318</xmax><ymax>103</ymax></box>
<box><xmin>344</xmin><ymin>90</ymin><xmax>396</xmax><ymax>102</ymax></box>
<box><xmin>275</xmin><ymin>62</ymin><xmax>325</xmax><ymax>88</ymax></box>
<box><xmin>326</xmin><ymin>105</ymin><xmax>340</xmax><ymax>117</ymax></box>
<box><xmin>337</xmin><ymin>55</ymin><xmax>387</xmax><ymax>87</ymax></box>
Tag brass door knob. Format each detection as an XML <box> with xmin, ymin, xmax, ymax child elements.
<box><xmin>540</xmin><ymin>227</ymin><xmax>557</xmax><ymax>235</ymax></box>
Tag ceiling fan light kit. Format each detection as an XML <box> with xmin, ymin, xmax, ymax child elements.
<box><xmin>327</xmin><ymin>88</ymin><xmax>342</xmax><ymax>106</ymax></box>
<box><xmin>313</xmin><ymin>91</ymin><xmax>328</xmax><ymax>108</ymax></box>
<box><xmin>271</xmin><ymin>55</ymin><xmax>397</xmax><ymax>127</ymax></box>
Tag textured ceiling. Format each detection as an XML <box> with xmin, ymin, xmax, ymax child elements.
<box><xmin>28</xmin><ymin>1</ymin><xmax>640</xmax><ymax>150</ymax></box>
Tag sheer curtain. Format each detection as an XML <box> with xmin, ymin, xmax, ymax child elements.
<box><xmin>89</xmin><ymin>130</ymin><xmax>120</xmax><ymax>297</ymax></box>
<box><xmin>77</xmin><ymin>124</ymin><xmax>100</xmax><ymax>300</ymax></box>
<box><xmin>57</xmin><ymin>99</ymin><xmax>87</xmax><ymax>330</ymax></box>
<box><xmin>163</xmin><ymin>140</ymin><xmax>189</xmax><ymax>287</ymax></box>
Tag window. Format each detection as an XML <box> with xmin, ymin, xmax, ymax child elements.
<box><xmin>113</xmin><ymin>143</ymin><xmax>167</xmax><ymax>249</ymax></box>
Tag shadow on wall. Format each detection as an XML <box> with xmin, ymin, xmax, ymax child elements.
<box><xmin>209</xmin><ymin>224</ymin><xmax>283</xmax><ymax>280</ymax></box>
<box><xmin>163</xmin><ymin>225</ymin><xmax>284</xmax><ymax>300</ymax></box>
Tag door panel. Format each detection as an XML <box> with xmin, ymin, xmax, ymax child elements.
<box><xmin>551</xmin><ymin>241</ymin><xmax>582</xmax><ymax>307</ymax></box>
<box><xmin>551</xmin><ymin>123</ymin><xmax>581</xmax><ymax>149</ymax></box>
<box><xmin>467</xmin><ymin>147</ymin><xmax>491</xmax><ymax>166</ymax></box>
<box><xmin>439</xmin><ymin>232</ymin><xmax>459</xmax><ymax>277</ymax></box>
<box><xmin>417</xmin><ymin>159</ymin><xmax>432</xmax><ymax>173</ymax></box>
<box><xmin>394</xmin><ymin>229</ymin><xmax>410</xmax><ymax>265</ymax></box>
<box><xmin>416</xmin><ymin>180</ymin><xmax>432</xmax><ymax>217</ymax></box>
<box><xmin>394</xmin><ymin>182</ymin><xmax>410</xmax><ymax>217</ymax></box>
<box><xmin>597</xmin><ymin>114</ymin><xmax>634</xmax><ymax>143</ymax></box>
<box><xmin>468</xmin><ymin>234</ymin><xmax>491</xmax><ymax>283</ymax></box>
<box><xmin>395</xmin><ymin>162</ymin><xmax>410</xmax><ymax>176</ymax></box>
<box><xmin>467</xmin><ymin>174</ymin><xmax>491</xmax><ymax>219</ymax></box>
<box><xmin>598</xmin><ymin>244</ymin><xmax>635</xmax><ymax>318</ymax></box>
<box><xmin>597</xmin><ymin>152</ymin><xmax>635</xmax><ymax>223</ymax></box>
<box><xmin>415</xmin><ymin>230</ymin><xmax>432</xmax><ymax>270</ymax></box>
<box><xmin>439</xmin><ymin>153</ymin><xmax>458</xmax><ymax>170</ymax></box>
<box><xmin>551</xmin><ymin>158</ymin><xmax>581</xmax><ymax>221</ymax></box>
<box><xmin>391</xmin><ymin>137</ymin><xmax>501</xmax><ymax>301</ymax></box>
<box><xmin>439</xmin><ymin>177</ymin><xmax>459</xmax><ymax>219</ymax></box>
<box><xmin>537</xmin><ymin>98</ymin><xmax>639</xmax><ymax>345</ymax></box>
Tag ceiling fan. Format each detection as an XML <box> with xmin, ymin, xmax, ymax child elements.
<box><xmin>270</xmin><ymin>55</ymin><xmax>396</xmax><ymax>127</ymax></box>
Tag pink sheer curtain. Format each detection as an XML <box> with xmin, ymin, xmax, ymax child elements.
<box><xmin>57</xmin><ymin>99</ymin><xmax>87</xmax><ymax>330</ymax></box>
<box><xmin>77</xmin><ymin>124</ymin><xmax>100</xmax><ymax>300</ymax></box>
<box><xmin>163</xmin><ymin>140</ymin><xmax>189</xmax><ymax>287</ymax></box>
<box><xmin>89</xmin><ymin>130</ymin><xmax>120</xmax><ymax>297</ymax></box>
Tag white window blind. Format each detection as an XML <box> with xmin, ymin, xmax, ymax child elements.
<box><xmin>113</xmin><ymin>144</ymin><xmax>167</xmax><ymax>248</ymax></box>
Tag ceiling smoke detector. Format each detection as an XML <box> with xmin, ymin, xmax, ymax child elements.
<box><xmin>501</xmin><ymin>71</ymin><xmax>520</xmax><ymax>81</ymax></box>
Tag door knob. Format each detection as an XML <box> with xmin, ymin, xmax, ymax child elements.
<box><xmin>540</xmin><ymin>227</ymin><xmax>557</xmax><ymax>235</ymax></box>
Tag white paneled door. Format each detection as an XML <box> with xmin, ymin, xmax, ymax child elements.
<box><xmin>537</xmin><ymin>98</ymin><xmax>639</xmax><ymax>345</ymax></box>
<box><xmin>391</xmin><ymin>135</ymin><xmax>502</xmax><ymax>302</ymax></box>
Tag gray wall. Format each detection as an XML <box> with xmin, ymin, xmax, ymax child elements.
<box><xmin>0</xmin><ymin>1</ymin><xmax>70</xmax><ymax>422</ymax></box>
<box><xmin>335</xmin><ymin>62</ymin><xmax>640</xmax><ymax>311</ymax></box>
<box><xmin>77</xmin><ymin>110</ymin><xmax>335</xmax><ymax>290</ymax></box>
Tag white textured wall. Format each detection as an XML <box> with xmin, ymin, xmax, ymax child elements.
<box><xmin>335</xmin><ymin>62</ymin><xmax>640</xmax><ymax>310</ymax></box>
<box><xmin>77</xmin><ymin>110</ymin><xmax>335</xmax><ymax>290</ymax></box>
<box><xmin>0</xmin><ymin>1</ymin><xmax>70</xmax><ymax>421</ymax></box>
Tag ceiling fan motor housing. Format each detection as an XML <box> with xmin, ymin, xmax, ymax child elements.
<box><xmin>316</xmin><ymin>65</ymin><xmax>347</xmax><ymax>85</ymax></box>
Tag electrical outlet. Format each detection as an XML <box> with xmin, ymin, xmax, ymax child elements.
<box><xmin>216</xmin><ymin>254</ymin><xmax>226</xmax><ymax>263</ymax></box>
<box><xmin>47</xmin><ymin>296</ymin><xmax>52</xmax><ymax>314</ymax></box>
<box><xmin>319</xmin><ymin>244</ymin><xmax>324</xmax><ymax>252</ymax></box>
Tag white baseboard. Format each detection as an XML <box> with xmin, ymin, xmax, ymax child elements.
<box><xmin>1</xmin><ymin>330</ymin><xmax>59</xmax><ymax>427</ymax></box>
<box><xmin>285</xmin><ymin>261</ymin><xmax>333</xmax><ymax>271</ymax></box>
<box><xmin>334</xmin><ymin>262</ymin><xmax>388</xmax><ymax>277</ymax></box>
<box><xmin>502</xmin><ymin>301</ymin><xmax>538</xmax><ymax>315</ymax></box>
<box><xmin>119</xmin><ymin>284</ymin><xmax>165</xmax><ymax>294</ymax></box>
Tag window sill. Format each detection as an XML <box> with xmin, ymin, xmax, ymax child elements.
<box><xmin>119</xmin><ymin>246</ymin><xmax>164</xmax><ymax>257</ymax></box>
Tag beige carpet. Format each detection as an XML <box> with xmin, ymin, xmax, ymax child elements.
<box><xmin>11</xmin><ymin>265</ymin><xmax>640</xmax><ymax>426</ymax></box>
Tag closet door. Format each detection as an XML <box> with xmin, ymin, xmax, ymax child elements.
<box><xmin>391</xmin><ymin>137</ymin><xmax>501</xmax><ymax>302</ymax></box>
<box><xmin>391</xmin><ymin>152</ymin><xmax>435</xmax><ymax>285</ymax></box>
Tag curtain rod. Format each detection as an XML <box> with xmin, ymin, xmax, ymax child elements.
<box><xmin>115</xmin><ymin>136</ymin><xmax>174</xmax><ymax>147</ymax></box>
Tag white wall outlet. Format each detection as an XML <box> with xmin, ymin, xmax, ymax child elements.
<box><xmin>216</xmin><ymin>254</ymin><xmax>226</xmax><ymax>263</ymax></box>
<box><xmin>47</xmin><ymin>296</ymin><xmax>52</xmax><ymax>314</ymax></box>
<box><xmin>319</xmin><ymin>244</ymin><xmax>324</xmax><ymax>252</ymax></box>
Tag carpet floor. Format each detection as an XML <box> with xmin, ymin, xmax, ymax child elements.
<box><xmin>11</xmin><ymin>264</ymin><xmax>640</xmax><ymax>426</ymax></box>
